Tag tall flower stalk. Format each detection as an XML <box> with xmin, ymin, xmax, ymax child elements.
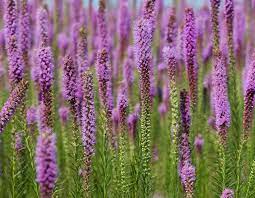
<box><xmin>0</xmin><ymin>80</ymin><xmax>28</xmax><ymax>133</ymax></box>
<box><xmin>4</xmin><ymin>0</ymin><xmax>24</xmax><ymax>88</ymax></box>
<box><xmin>163</xmin><ymin>46</ymin><xmax>180</xmax><ymax>196</ymax></box>
<box><xmin>35</xmin><ymin>128</ymin><xmax>58</xmax><ymax>198</ymax></box>
<box><xmin>184</xmin><ymin>8</ymin><xmax>198</xmax><ymax>109</ymax></box>
<box><xmin>81</xmin><ymin>71</ymin><xmax>96</xmax><ymax>195</ymax></box>
<box><xmin>134</xmin><ymin>18</ymin><xmax>153</xmax><ymax>196</ymax></box>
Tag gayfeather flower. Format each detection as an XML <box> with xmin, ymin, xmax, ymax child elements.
<box><xmin>57</xmin><ymin>33</ymin><xmax>69</xmax><ymax>56</ymax></box>
<box><xmin>15</xmin><ymin>131</ymin><xmax>23</xmax><ymax>152</ymax></box>
<box><xmin>165</xmin><ymin>7</ymin><xmax>177</xmax><ymax>48</ymax></box>
<box><xmin>38</xmin><ymin>47</ymin><xmax>54</xmax><ymax>130</ymax></box>
<box><xmin>35</xmin><ymin>129</ymin><xmax>58</xmax><ymax>198</ymax></box>
<box><xmin>242</xmin><ymin>89</ymin><xmax>255</xmax><ymax>138</ymax></box>
<box><xmin>0</xmin><ymin>80</ymin><xmax>28</xmax><ymax>133</ymax></box>
<box><xmin>224</xmin><ymin>0</ymin><xmax>234</xmax><ymax>35</ymax></box>
<box><xmin>142</xmin><ymin>0</ymin><xmax>157</xmax><ymax>31</ymax></box>
<box><xmin>19</xmin><ymin>0</ymin><xmax>31</xmax><ymax>61</ymax></box>
<box><xmin>58</xmin><ymin>106</ymin><xmax>69</xmax><ymax>124</ymax></box>
<box><xmin>184</xmin><ymin>8</ymin><xmax>198</xmax><ymax>108</ymax></box>
<box><xmin>127</xmin><ymin>110</ymin><xmax>139</xmax><ymax>139</ymax></box>
<box><xmin>220</xmin><ymin>189</ymin><xmax>234</xmax><ymax>198</ymax></box>
<box><xmin>118</xmin><ymin>0</ymin><xmax>130</xmax><ymax>58</ymax></box>
<box><xmin>194</xmin><ymin>134</ymin><xmax>204</xmax><ymax>154</ymax></box>
<box><xmin>134</xmin><ymin>18</ymin><xmax>153</xmax><ymax>194</ymax></box>
<box><xmin>233</xmin><ymin>6</ymin><xmax>245</xmax><ymax>55</ymax></box>
<box><xmin>163</xmin><ymin>46</ymin><xmax>177</xmax><ymax>82</ymax></box>
<box><xmin>180</xmin><ymin>163</ymin><xmax>196</xmax><ymax>197</ymax></box>
<box><xmin>117</xmin><ymin>83</ymin><xmax>128</xmax><ymax>130</ymax></box>
<box><xmin>26</xmin><ymin>106</ymin><xmax>37</xmax><ymax>125</ymax></box>
<box><xmin>123</xmin><ymin>47</ymin><xmax>135</xmax><ymax>91</ymax></box>
<box><xmin>212</xmin><ymin>52</ymin><xmax>231</xmax><ymax>144</ymax></box>
<box><xmin>210</xmin><ymin>0</ymin><xmax>221</xmax><ymax>54</ymax></box>
<box><xmin>77</xmin><ymin>27</ymin><xmax>89</xmax><ymax>76</ymax></box>
<box><xmin>37</xmin><ymin>7</ymin><xmax>49</xmax><ymax>47</ymax></box>
<box><xmin>96</xmin><ymin>48</ymin><xmax>113</xmax><ymax>120</ymax></box>
<box><xmin>81</xmin><ymin>71</ymin><xmax>96</xmax><ymax>190</ymax></box>
<box><xmin>4</xmin><ymin>0</ymin><xmax>24</xmax><ymax>87</ymax></box>
<box><xmin>97</xmin><ymin>0</ymin><xmax>109</xmax><ymax>49</ymax></box>
<box><xmin>112</xmin><ymin>108</ymin><xmax>120</xmax><ymax>135</ymax></box>
<box><xmin>62</xmin><ymin>55</ymin><xmax>77</xmax><ymax>102</ymax></box>
<box><xmin>180</xmin><ymin>90</ymin><xmax>191</xmax><ymax>135</ymax></box>
<box><xmin>38</xmin><ymin>47</ymin><xmax>54</xmax><ymax>99</ymax></box>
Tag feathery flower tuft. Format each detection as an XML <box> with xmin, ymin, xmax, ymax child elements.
<box><xmin>37</xmin><ymin>7</ymin><xmax>50</xmax><ymax>47</ymax></box>
<box><xmin>26</xmin><ymin>106</ymin><xmax>37</xmax><ymax>126</ymax></box>
<box><xmin>210</xmin><ymin>0</ymin><xmax>221</xmax><ymax>54</ymax></box>
<box><xmin>180</xmin><ymin>90</ymin><xmax>191</xmax><ymax>135</ymax></box>
<box><xmin>97</xmin><ymin>0</ymin><xmax>108</xmax><ymax>49</ymax></box>
<box><xmin>180</xmin><ymin>163</ymin><xmax>196</xmax><ymax>197</ymax></box>
<box><xmin>165</xmin><ymin>7</ymin><xmax>177</xmax><ymax>48</ymax></box>
<box><xmin>117</xmin><ymin>83</ymin><xmax>128</xmax><ymax>129</ymax></box>
<box><xmin>81</xmin><ymin>71</ymin><xmax>96</xmax><ymax>190</ymax></box>
<box><xmin>118</xmin><ymin>0</ymin><xmax>130</xmax><ymax>57</ymax></box>
<box><xmin>19</xmin><ymin>0</ymin><xmax>31</xmax><ymax>58</ymax></box>
<box><xmin>184</xmin><ymin>8</ymin><xmax>198</xmax><ymax>108</ymax></box>
<box><xmin>220</xmin><ymin>188</ymin><xmax>234</xmax><ymax>198</ymax></box>
<box><xmin>35</xmin><ymin>129</ymin><xmax>58</xmax><ymax>198</ymax></box>
<box><xmin>58</xmin><ymin>106</ymin><xmax>69</xmax><ymax>124</ymax></box>
<box><xmin>96</xmin><ymin>48</ymin><xmax>113</xmax><ymax>115</ymax></box>
<box><xmin>212</xmin><ymin>52</ymin><xmax>231</xmax><ymax>144</ymax></box>
<box><xmin>194</xmin><ymin>134</ymin><xmax>204</xmax><ymax>154</ymax></box>
<box><xmin>62</xmin><ymin>54</ymin><xmax>77</xmax><ymax>102</ymax></box>
<box><xmin>4</xmin><ymin>0</ymin><xmax>24</xmax><ymax>87</ymax></box>
<box><xmin>0</xmin><ymin>80</ymin><xmax>28</xmax><ymax>133</ymax></box>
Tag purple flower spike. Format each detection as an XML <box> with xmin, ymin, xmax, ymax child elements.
<box><xmin>180</xmin><ymin>163</ymin><xmax>196</xmax><ymax>197</ymax></box>
<box><xmin>26</xmin><ymin>106</ymin><xmax>37</xmax><ymax>125</ymax></box>
<box><xmin>15</xmin><ymin>131</ymin><xmax>24</xmax><ymax>152</ymax></box>
<box><xmin>0</xmin><ymin>80</ymin><xmax>28</xmax><ymax>133</ymax></box>
<box><xmin>57</xmin><ymin>33</ymin><xmax>69</xmax><ymax>56</ymax></box>
<box><xmin>4</xmin><ymin>0</ymin><xmax>24</xmax><ymax>87</ymax></box>
<box><xmin>123</xmin><ymin>47</ymin><xmax>134</xmax><ymax>89</ymax></box>
<box><xmin>158</xmin><ymin>102</ymin><xmax>167</xmax><ymax>118</ymax></box>
<box><xmin>184</xmin><ymin>8</ymin><xmax>198</xmax><ymax>108</ymax></box>
<box><xmin>37</xmin><ymin>7</ymin><xmax>49</xmax><ymax>47</ymax></box>
<box><xmin>118</xmin><ymin>0</ymin><xmax>130</xmax><ymax>56</ymax></box>
<box><xmin>62</xmin><ymin>54</ymin><xmax>77</xmax><ymax>102</ymax></box>
<box><xmin>142</xmin><ymin>0</ymin><xmax>157</xmax><ymax>31</ymax></box>
<box><xmin>97</xmin><ymin>0</ymin><xmax>109</xmax><ymax>49</ymax></box>
<box><xmin>35</xmin><ymin>129</ymin><xmax>58</xmax><ymax>198</ymax></box>
<box><xmin>81</xmin><ymin>72</ymin><xmax>96</xmax><ymax>184</ymax></box>
<box><xmin>117</xmin><ymin>83</ymin><xmax>128</xmax><ymax>130</ymax></box>
<box><xmin>77</xmin><ymin>27</ymin><xmax>89</xmax><ymax>76</ymax></box>
<box><xmin>58</xmin><ymin>106</ymin><xmax>69</xmax><ymax>124</ymax></box>
<box><xmin>180</xmin><ymin>90</ymin><xmax>191</xmax><ymax>135</ymax></box>
<box><xmin>221</xmin><ymin>188</ymin><xmax>234</xmax><ymax>198</ymax></box>
<box><xmin>212</xmin><ymin>52</ymin><xmax>231</xmax><ymax>144</ymax></box>
<box><xmin>165</xmin><ymin>7</ymin><xmax>177</xmax><ymax>48</ymax></box>
<box><xmin>194</xmin><ymin>134</ymin><xmax>204</xmax><ymax>154</ymax></box>
<box><xmin>19</xmin><ymin>0</ymin><xmax>31</xmax><ymax>58</ymax></box>
<box><xmin>38</xmin><ymin>47</ymin><xmax>54</xmax><ymax>95</ymax></box>
<box><xmin>96</xmin><ymin>48</ymin><xmax>113</xmax><ymax>114</ymax></box>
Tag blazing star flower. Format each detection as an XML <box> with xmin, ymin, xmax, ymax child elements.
<box><xmin>220</xmin><ymin>188</ymin><xmax>234</xmax><ymax>198</ymax></box>
<box><xmin>212</xmin><ymin>52</ymin><xmax>231</xmax><ymax>144</ymax></box>
<box><xmin>15</xmin><ymin>131</ymin><xmax>24</xmax><ymax>152</ymax></box>
<box><xmin>97</xmin><ymin>0</ymin><xmax>109</xmax><ymax>49</ymax></box>
<box><xmin>0</xmin><ymin>80</ymin><xmax>28</xmax><ymax>133</ymax></box>
<box><xmin>123</xmin><ymin>47</ymin><xmax>135</xmax><ymax>91</ymax></box>
<box><xmin>210</xmin><ymin>0</ymin><xmax>221</xmax><ymax>53</ymax></box>
<box><xmin>180</xmin><ymin>163</ymin><xmax>196</xmax><ymax>197</ymax></box>
<box><xmin>37</xmin><ymin>7</ymin><xmax>49</xmax><ymax>47</ymax></box>
<box><xmin>118</xmin><ymin>0</ymin><xmax>130</xmax><ymax>57</ymax></box>
<box><xmin>4</xmin><ymin>0</ymin><xmax>24</xmax><ymax>87</ymax></box>
<box><xmin>117</xmin><ymin>83</ymin><xmax>128</xmax><ymax>130</ymax></box>
<box><xmin>57</xmin><ymin>33</ymin><xmax>69</xmax><ymax>56</ymax></box>
<box><xmin>180</xmin><ymin>90</ymin><xmax>191</xmax><ymax>135</ymax></box>
<box><xmin>165</xmin><ymin>7</ymin><xmax>177</xmax><ymax>48</ymax></box>
<box><xmin>194</xmin><ymin>134</ymin><xmax>204</xmax><ymax>154</ymax></box>
<box><xmin>184</xmin><ymin>8</ymin><xmax>198</xmax><ymax>108</ymax></box>
<box><xmin>19</xmin><ymin>0</ymin><xmax>31</xmax><ymax>61</ymax></box>
<box><xmin>26</xmin><ymin>106</ymin><xmax>37</xmax><ymax>125</ymax></box>
<box><xmin>81</xmin><ymin>71</ymin><xmax>96</xmax><ymax>187</ymax></box>
<box><xmin>35</xmin><ymin>129</ymin><xmax>58</xmax><ymax>198</ymax></box>
<box><xmin>58</xmin><ymin>106</ymin><xmax>69</xmax><ymax>124</ymax></box>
